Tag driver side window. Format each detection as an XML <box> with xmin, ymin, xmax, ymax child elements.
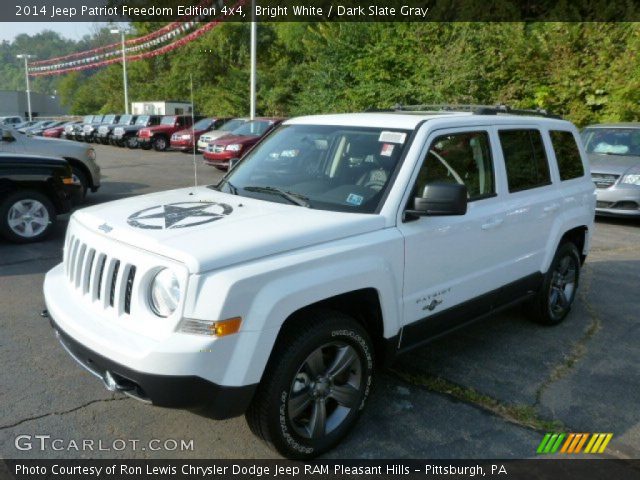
<box><xmin>415</xmin><ymin>131</ymin><xmax>495</xmax><ymax>201</ymax></box>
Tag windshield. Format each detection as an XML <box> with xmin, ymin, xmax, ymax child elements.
<box><xmin>193</xmin><ymin>118</ymin><xmax>213</xmax><ymax>130</ymax></box>
<box><xmin>231</xmin><ymin>120</ymin><xmax>273</xmax><ymax>137</ymax></box>
<box><xmin>220</xmin><ymin>119</ymin><xmax>246</xmax><ymax>132</ymax></box>
<box><xmin>218</xmin><ymin>124</ymin><xmax>411</xmax><ymax>213</ymax></box>
<box><xmin>83</xmin><ymin>115</ymin><xmax>93</xmax><ymax>123</ymax></box>
<box><xmin>581</xmin><ymin>128</ymin><xmax>640</xmax><ymax>156</ymax></box>
<box><xmin>103</xmin><ymin>114</ymin><xmax>115</xmax><ymax>123</ymax></box>
<box><xmin>92</xmin><ymin>116</ymin><xmax>104</xmax><ymax>123</ymax></box>
<box><xmin>161</xmin><ymin>116</ymin><xmax>177</xmax><ymax>125</ymax></box>
<box><xmin>119</xmin><ymin>115</ymin><xmax>132</xmax><ymax>124</ymax></box>
<box><xmin>135</xmin><ymin>116</ymin><xmax>149</xmax><ymax>125</ymax></box>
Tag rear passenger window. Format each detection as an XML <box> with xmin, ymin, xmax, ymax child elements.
<box><xmin>499</xmin><ymin>129</ymin><xmax>551</xmax><ymax>192</ymax></box>
<box><xmin>550</xmin><ymin>130</ymin><xmax>585</xmax><ymax>180</ymax></box>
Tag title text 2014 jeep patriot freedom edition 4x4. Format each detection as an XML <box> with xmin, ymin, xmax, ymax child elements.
<box><xmin>44</xmin><ymin>107</ymin><xmax>595</xmax><ymax>458</ymax></box>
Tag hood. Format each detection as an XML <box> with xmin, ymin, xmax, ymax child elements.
<box><xmin>201</xmin><ymin>130</ymin><xmax>232</xmax><ymax>141</ymax></box>
<box><xmin>589</xmin><ymin>153</ymin><xmax>640</xmax><ymax>176</ymax></box>
<box><xmin>16</xmin><ymin>133</ymin><xmax>89</xmax><ymax>157</ymax></box>
<box><xmin>173</xmin><ymin>128</ymin><xmax>206</xmax><ymax>137</ymax></box>
<box><xmin>72</xmin><ymin>187</ymin><xmax>384</xmax><ymax>274</ymax></box>
<box><xmin>211</xmin><ymin>134</ymin><xmax>258</xmax><ymax>146</ymax></box>
<box><xmin>145</xmin><ymin>124</ymin><xmax>175</xmax><ymax>132</ymax></box>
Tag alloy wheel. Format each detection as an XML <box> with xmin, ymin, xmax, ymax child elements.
<box><xmin>7</xmin><ymin>199</ymin><xmax>50</xmax><ymax>238</ymax></box>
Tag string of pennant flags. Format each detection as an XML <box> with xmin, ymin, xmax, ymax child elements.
<box><xmin>28</xmin><ymin>0</ymin><xmax>245</xmax><ymax>77</ymax></box>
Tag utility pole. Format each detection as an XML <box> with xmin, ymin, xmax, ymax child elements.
<box><xmin>250</xmin><ymin>0</ymin><xmax>256</xmax><ymax>120</ymax></box>
<box><xmin>16</xmin><ymin>54</ymin><xmax>35</xmax><ymax>121</ymax></box>
<box><xmin>110</xmin><ymin>28</ymin><xmax>129</xmax><ymax>114</ymax></box>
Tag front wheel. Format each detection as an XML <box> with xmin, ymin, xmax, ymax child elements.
<box><xmin>152</xmin><ymin>136</ymin><xmax>168</xmax><ymax>151</ymax></box>
<box><xmin>71</xmin><ymin>167</ymin><xmax>88</xmax><ymax>200</ymax></box>
<box><xmin>0</xmin><ymin>190</ymin><xmax>56</xmax><ymax>243</ymax></box>
<box><xmin>246</xmin><ymin>310</ymin><xmax>374</xmax><ymax>459</ymax></box>
<box><xmin>528</xmin><ymin>242</ymin><xmax>581</xmax><ymax>325</ymax></box>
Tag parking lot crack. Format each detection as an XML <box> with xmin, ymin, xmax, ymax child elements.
<box><xmin>388</xmin><ymin>369</ymin><xmax>563</xmax><ymax>432</ymax></box>
<box><xmin>0</xmin><ymin>397</ymin><xmax>129</xmax><ymax>430</ymax></box>
<box><xmin>533</xmin><ymin>265</ymin><xmax>602</xmax><ymax>407</ymax></box>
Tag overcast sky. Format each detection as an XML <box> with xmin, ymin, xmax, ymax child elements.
<box><xmin>0</xmin><ymin>22</ymin><xmax>97</xmax><ymax>42</ymax></box>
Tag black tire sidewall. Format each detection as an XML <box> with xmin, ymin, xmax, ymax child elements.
<box><xmin>266</xmin><ymin>317</ymin><xmax>374</xmax><ymax>459</ymax></box>
<box><xmin>71</xmin><ymin>167</ymin><xmax>88</xmax><ymax>199</ymax></box>
<box><xmin>0</xmin><ymin>190</ymin><xmax>56</xmax><ymax>243</ymax></box>
<box><xmin>541</xmin><ymin>242</ymin><xmax>581</xmax><ymax>325</ymax></box>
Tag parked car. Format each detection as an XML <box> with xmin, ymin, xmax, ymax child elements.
<box><xmin>63</xmin><ymin>115</ymin><xmax>92</xmax><ymax>140</ymax></box>
<box><xmin>79</xmin><ymin>115</ymin><xmax>104</xmax><ymax>142</ymax></box>
<box><xmin>112</xmin><ymin>115</ymin><xmax>162</xmax><ymax>149</ymax></box>
<box><xmin>17</xmin><ymin>120</ymin><xmax>56</xmax><ymax>134</ymax></box>
<box><xmin>0</xmin><ymin>116</ymin><xmax>24</xmax><ymax>126</ymax></box>
<box><xmin>0</xmin><ymin>127</ymin><xmax>100</xmax><ymax>198</ymax></box>
<box><xmin>14</xmin><ymin>120</ymin><xmax>39</xmax><ymax>130</ymax></box>
<box><xmin>170</xmin><ymin>117</ymin><xmax>230</xmax><ymax>153</ymax></box>
<box><xmin>41</xmin><ymin>107</ymin><xmax>596</xmax><ymax>458</ymax></box>
<box><xmin>203</xmin><ymin>117</ymin><xmax>284</xmax><ymax>170</ymax></box>
<box><xmin>138</xmin><ymin>115</ymin><xmax>201</xmax><ymax>151</ymax></box>
<box><xmin>581</xmin><ymin>123</ymin><xmax>640</xmax><ymax>217</ymax></box>
<box><xmin>26</xmin><ymin>120</ymin><xmax>66</xmax><ymax>136</ymax></box>
<box><xmin>0</xmin><ymin>152</ymin><xmax>81</xmax><ymax>242</ymax></box>
<box><xmin>92</xmin><ymin>114</ymin><xmax>122</xmax><ymax>144</ymax></box>
<box><xmin>44</xmin><ymin>121</ymin><xmax>82</xmax><ymax>139</ymax></box>
<box><xmin>97</xmin><ymin>114</ymin><xmax>137</xmax><ymax>146</ymax></box>
<box><xmin>197</xmin><ymin>118</ymin><xmax>248</xmax><ymax>152</ymax></box>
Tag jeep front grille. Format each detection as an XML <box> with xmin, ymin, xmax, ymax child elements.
<box><xmin>65</xmin><ymin>235</ymin><xmax>136</xmax><ymax>316</ymax></box>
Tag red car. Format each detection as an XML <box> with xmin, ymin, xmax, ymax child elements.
<box><xmin>43</xmin><ymin>121</ymin><xmax>81</xmax><ymax>138</ymax></box>
<box><xmin>203</xmin><ymin>117</ymin><xmax>284</xmax><ymax>170</ymax></box>
<box><xmin>138</xmin><ymin>115</ymin><xmax>202</xmax><ymax>151</ymax></box>
<box><xmin>169</xmin><ymin>117</ymin><xmax>231</xmax><ymax>153</ymax></box>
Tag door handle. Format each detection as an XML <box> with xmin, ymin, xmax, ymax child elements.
<box><xmin>481</xmin><ymin>218</ymin><xmax>504</xmax><ymax>230</ymax></box>
<box><xmin>544</xmin><ymin>204</ymin><xmax>560</xmax><ymax>213</ymax></box>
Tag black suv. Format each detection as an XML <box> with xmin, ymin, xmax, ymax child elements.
<box><xmin>0</xmin><ymin>153</ymin><xmax>82</xmax><ymax>243</ymax></box>
<box><xmin>112</xmin><ymin>115</ymin><xmax>162</xmax><ymax>149</ymax></box>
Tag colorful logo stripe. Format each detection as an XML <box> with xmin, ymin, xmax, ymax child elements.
<box><xmin>537</xmin><ymin>433</ymin><xmax>613</xmax><ymax>454</ymax></box>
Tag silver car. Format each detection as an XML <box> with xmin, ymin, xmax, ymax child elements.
<box><xmin>0</xmin><ymin>127</ymin><xmax>100</xmax><ymax>199</ymax></box>
<box><xmin>581</xmin><ymin>123</ymin><xmax>640</xmax><ymax>217</ymax></box>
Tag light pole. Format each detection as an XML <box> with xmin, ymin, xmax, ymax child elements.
<box><xmin>250</xmin><ymin>0</ymin><xmax>256</xmax><ymax>120</ymax></box>
<box><xmin>110</xmin><ymin>28</ymin><xmax>129</xmax><ymax>114</ymax></box>
<box><xmin>16</xmin><ymin>54</ymin><xmax>35</xmax><ymax>121</ymax></box>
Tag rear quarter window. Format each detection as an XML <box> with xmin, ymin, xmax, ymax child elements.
<box><xmin>550</xmin><ymin>130</ymin><xmax>585</xmax><ymax>181</ymax></box>
<box><xmin>498</xmin><ymin>129</ymin><xmax>551</xmax><ymax>192</ymax></box>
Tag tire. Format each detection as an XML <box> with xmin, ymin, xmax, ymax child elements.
<box><xmin>246</xmin><ymin>309</ymin><xmax>374</xmax><ymax>459</ymax></box>
<box><xmin>71</xmin><ymin>167</ymin><xmax>88</xmax><ymax>199</ymax></box>
<box><xmin>126</xmin><ymin>136</ymin><xmax>138</xmax><ymax>149</ymax></box>
<box><xmin>0</xmin><ymin>190</ymin><xmax>56</xmax><ymax>243</ymax></box>
<box><xmin>152</xmin><ymin>136</ymin><xmax>168</xmax><ymax>151</ymax></box>
<box><xmin>527</xmin><ymin>242</ymin><xmax>581</xmax><ymax>325</ymax></box>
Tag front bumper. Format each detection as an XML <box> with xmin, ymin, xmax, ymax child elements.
<box><xmin>44</xmin><ymin>263</ymin><xmax>258</xmax><ymax>418</ymax></box>
<box><xmin>170</xmin><ymin>139</ymin><xmax>194</xmax><ymax>151</ymax></box>
<box><xmin>594</xmin><ymin>184</ymin><xmax>640</xmax><ymax>217</ymax></box>
<box><xmin>49</xmin><ymin>316</ymin><xmax>255</xmax><ymax>418</ymax></box>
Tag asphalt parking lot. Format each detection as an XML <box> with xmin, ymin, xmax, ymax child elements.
<box><xmin>1</xmin><ymin>144</ymin><xmax>639</xmax><ymax>459</ymax></box>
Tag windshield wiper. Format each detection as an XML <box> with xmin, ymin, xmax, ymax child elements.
<box><xmin>244</xmin><ymin>186</ymin><xmax>310</xmax><ymax>207</ymax></box>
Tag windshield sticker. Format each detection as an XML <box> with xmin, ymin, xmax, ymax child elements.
<box><xmin>380</xmin><ymin>143</ymin><xmax>395</xmax><ymax>157</ymax></box>
<box><xmin>346</xmin><ymin>193</ymin><xmax>364</xmax><ymax>206</ymax></box>
<box><xmin>379</xmin><ymin>131</ymin><xmax>406</xmax><ymax>144</ymax></box>
<box><xmin>127</xmin><ymin>202</ymin><xmax>233</xmax><ymax>230</ymax></box>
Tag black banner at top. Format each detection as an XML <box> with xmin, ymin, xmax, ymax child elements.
<box><xmin>3</xmin><ymin>0</ymin><xmax>640</xmax><ymax>22</ymax></box>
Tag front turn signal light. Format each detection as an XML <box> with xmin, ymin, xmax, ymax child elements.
<box><xmin>177</xmin><ymin>316</ymin><xmax>242</xmax><ymax>337</ymax></box>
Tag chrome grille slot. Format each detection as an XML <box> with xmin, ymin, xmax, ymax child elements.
<box><xmin>124</xmin><ymin>266</ymin><xmax>136</xmax><ymax>315</ymax></box>
<box><xmin>82</xmin><ymin>249</ymin><xmax>95</xmax><ymax>294</ymax></box>
<box><xmin>74</xmin><ymin>244</ymin><xmax>87</xmax><ymax>288</ymax></box>
<box><xmin>94</xmin><ymin>254</ymin><xmax>107</xmax><ymax>301</ymax></box>
<box><xmin>68</xmin><ymin>238</ymin><xmax>80</xmax><ymax>280</ymax></box>
<box><xmin>109</xmin><ymin>260</ymin><xmax>120</xmax><ymax>307</ymax></box>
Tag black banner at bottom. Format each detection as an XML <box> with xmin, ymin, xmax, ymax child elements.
<box><xmin>2</xmin><ymin>459</ymin><xmax>640</xmax><ymax>480</ymax></box>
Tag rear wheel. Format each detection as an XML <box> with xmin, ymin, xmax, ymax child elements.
<box><xmin>528</xmin><ymin>242</ymin><xmax>581</xmax><ymax>325</ymax></box>
<box><xmin>246</xmin><ymin>309</ymin><xmax>374</xmax><ymax>459</ymax></box>
<box><xmin>0</xmin><ymin>190</ymin><xmax>56</xmax><ymax>243</ymax></box>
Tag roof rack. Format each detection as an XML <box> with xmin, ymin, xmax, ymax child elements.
<box><xmin>389</xmin><ymin>103</ymin><xmax>561</xmax><ymax>119</ymax></box>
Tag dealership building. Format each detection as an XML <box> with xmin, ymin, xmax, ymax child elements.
<box><xmin>0</xmin><ymin>90</ymin><xmax>68</xmax><ymax>118</ymax></box>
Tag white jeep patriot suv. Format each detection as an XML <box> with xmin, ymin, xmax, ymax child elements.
<box><xmin>44</xmin><ymin>106</ymin><xmax>595</xmax><ymax>458</ymax></box>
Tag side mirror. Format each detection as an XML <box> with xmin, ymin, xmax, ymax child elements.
<box><xmin>408</xmin><ymin>182</ymin><xmax>468</xmax><ymax>217</ymax></box>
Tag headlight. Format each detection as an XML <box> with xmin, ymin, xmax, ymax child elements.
<box><xmin>226</xmin><ymin>144</ymin><xmax>242</xmax><ymax>152</ymax></box>
<box><xmin>149</xmin><ymin>269</ymin><xmax>181</xmax><ymax>317</ymax></box>
<box><xmin>86</xmin><ymin>148</ymin><xmax>96</xmax><ymax>161</ymax></box>
<box><xmin>621</xmin><ymin>174</ymin><xmax>640</xmax><ymax>185</ymax></box>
